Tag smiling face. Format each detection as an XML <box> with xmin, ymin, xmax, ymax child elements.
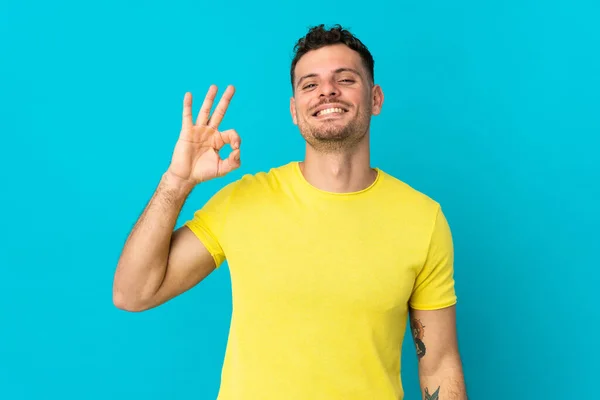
<box><xmin>290</xmin><ymin>44</ymin><xmax>383</xmax><ymax>153</ymax></box>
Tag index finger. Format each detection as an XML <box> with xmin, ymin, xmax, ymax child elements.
<box><xmin>207</xmin><ymin>85</ymin><xmax>235</xmax><ymax>129</ymax></box>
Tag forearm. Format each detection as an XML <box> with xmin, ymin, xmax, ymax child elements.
<box><xmin>113</xmin><ymin>171</ymin><xmax>194</xmax><ymax>309</ymax></box>
<box><xmin>419</xmin><ymin>356</ymin><xmax>467</xmax><ymax>399</ymax></box>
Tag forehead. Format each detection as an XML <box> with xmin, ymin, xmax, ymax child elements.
<box><xmin>294</xmin><ymin>44</ymin><xmax>364</xmax><ymax>79</ymax></box>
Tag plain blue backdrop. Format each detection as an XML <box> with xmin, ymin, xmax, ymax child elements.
<box><xmin>1</xmin><ymin>0</ymin><xmax>598</xmax><ymax>398</ymax></box>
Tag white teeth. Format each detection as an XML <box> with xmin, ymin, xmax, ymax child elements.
<box><xmin>316</xmin><ymin>107</ymin><xmax>345</xmax><ymax>117</ymax></box>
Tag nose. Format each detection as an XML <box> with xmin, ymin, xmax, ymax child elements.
<box><xmin>319</xmin><ymin>79</ymin><xmax>339</xmax><ymax>98</ymax></box>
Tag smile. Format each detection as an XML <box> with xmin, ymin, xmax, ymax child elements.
<box><xmin>313</xmin><ymin>107</ymin><xmax>348</xmax><ymax>117</ymax></box>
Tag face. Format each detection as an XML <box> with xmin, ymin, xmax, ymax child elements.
<box><xmin>290</xmin><ymin>44</ymin><xmax>384</xmax><ymax>153</ymax></box>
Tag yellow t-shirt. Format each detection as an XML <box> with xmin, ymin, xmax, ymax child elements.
<box><xmin>184</xmin><ymin>161</ymin><xmax>457</xmax><ymax>400</ymax></box>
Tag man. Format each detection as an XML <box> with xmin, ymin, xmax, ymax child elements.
<box><xmin>113</xmin><ymin>24</ymin><xmax>468</xmax><ymax>400</ymax></box>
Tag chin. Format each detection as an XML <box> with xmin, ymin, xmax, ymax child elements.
<box><xmin>297</xmin><ymin>114</ymin><xmax>369</xmax><ymax>149</ymax></box>
<box><xmin>313</xmin><ymin>129</ymin><xmax>350</xmax><ymax>141</ymax></box>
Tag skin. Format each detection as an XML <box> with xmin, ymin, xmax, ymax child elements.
<box><xmin>113</xmin><ymin>40</ymin><xmax>466</xmax><ymax>399</ymax></box>
<box><xmin>411</xmin><ymin>306</ymin><xmax>468</xmax><ymax>399</ymax></box>
<box><xmin>290</xmin><ymin>43</ymin><xmax>384</xmax><ymax>193</ymax></box>
<box><xmin>113</xmin><ymin>85</ymin><xmax>239</xmax><ymax>312</ymax></box>
<box><xmin>113</xmin><ymin>44</ymin><xmax>386</xmax><ymax>312</ymax></box>
<box><xmin>290</xmin><ymin>44</ymin><xmax>467</xmax><ymax>398</ymax></box>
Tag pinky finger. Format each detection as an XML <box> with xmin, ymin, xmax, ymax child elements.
<box><xmin>182</xmin><ymin>92</ymin><xmax>193</xmax><ymax>128</ymax></box>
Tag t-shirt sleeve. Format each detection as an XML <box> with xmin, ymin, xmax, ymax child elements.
<box><xmin>409</xmin><ymin>206</ymin><xmax>458</xmax><ymax>310</ymax></box>
<box><xmin>183</xmin><ymin>180</ymin><xmax>238</xmax><ymax>269</ymax></box>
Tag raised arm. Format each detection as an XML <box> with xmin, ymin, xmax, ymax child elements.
<box><xmin>409</xmin><ymin>305</ymin><xmax>468</xmax><ymax>399</ymax></box>
<box><xmin>112</xmin><ymin>85</ymin><xmax>241</xmax><ymax>312</ymax></box>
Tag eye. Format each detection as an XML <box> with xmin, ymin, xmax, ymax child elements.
<box><xmin>340</xmin><ymin>79</ymin><xmax>355</xmax><ymax>84</ymax></box>
<box><xmin>303</xmin><ymin>83</ymin><xmax>316</xmax><ymax>90</ymax></box>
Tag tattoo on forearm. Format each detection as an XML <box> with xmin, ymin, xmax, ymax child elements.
<box><xmin>410</xmin><ymin>318</ymin><xmax>426</xmax><ymax>360</ymax></box>
<box><xmin>424</xmin><ymin>386</ymin><xmax>440</xmax><ymax>400</ymax></box>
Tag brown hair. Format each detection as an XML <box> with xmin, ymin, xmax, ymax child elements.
<box><xmin>290</xmin><ymin>24</ymin><xmax>375</xmax><ymax>91</ymax></box>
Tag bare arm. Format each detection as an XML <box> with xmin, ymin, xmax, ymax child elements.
<box><xmin>112</xmin><ymin>85</ymin><xmax>241</xmax><ymax>312</ymax></box>
<box><xmin>409</xmin><ymin>305</ymin><xmax>468</xmax><ymax>399</ymax></box>
<box><xmin>112</xmin><ymin>172</ymin><xmax>216</xmax><ymax>312</ymax></box>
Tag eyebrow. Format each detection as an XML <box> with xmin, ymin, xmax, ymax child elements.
<box><xmin>296</xmin><ymin>67</ymin><xmax>362</xmax><ymax>88</ymax></box>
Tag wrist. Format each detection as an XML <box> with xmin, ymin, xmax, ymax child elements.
<box><xmin>162</xmin><ymin>170</ymin><xmax>197</xmax><ymax>196</ymax></box>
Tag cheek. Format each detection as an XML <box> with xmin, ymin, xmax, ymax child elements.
<box><xmin>296</xmin><ymin>95</ymin><xmax>313</xmax><ymax>114</ymax></box>
<box><xmin>299</xmin><ymin>103</ymin><xmax>313</xmax><ymax>120</ymax></box>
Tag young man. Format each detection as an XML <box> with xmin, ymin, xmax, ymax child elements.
<box><xmin>113</xmin><ymin>24</ymin><xmax>468</xmax><ymax>400</ymax></box>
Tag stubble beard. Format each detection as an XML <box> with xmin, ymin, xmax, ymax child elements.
<box><xmin>298</xmin><ymin>106</ymin><xmax>372</xmax><ymax>154</ymax></box>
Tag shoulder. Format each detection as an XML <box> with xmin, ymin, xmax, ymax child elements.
<box><xmin>376</xmin><ymin>170</ymin><xmax>452</xmax><ymax>247</ymax></box>
<box><xmin>233</xmin><ymin>162</ymin><xmax>294</xmax><ymax>191</ymax></box>
<box><xmin>218</xmin><ymin>162</ymin><xmax>295</xmax><ymax>202</ymax></box>
<box><xmin>377</xmin><ymin>169</ymin><xmax>442</xmax><ymax>213</ymax></box>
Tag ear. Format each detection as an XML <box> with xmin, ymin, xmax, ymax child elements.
<box><xmin>371</xmin><ymin>84</ymin><xmax>384</xmax><ymax>116</ymax></box>
<box><xmin>290</xmin><ymin>96</ymin><xmax>298</xmax><ymax>125</ymax></box>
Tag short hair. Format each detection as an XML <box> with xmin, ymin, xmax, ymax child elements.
<box><xmin>290</xmin><ymin>24</ymin><xmax>375</xmax><ymax>91</ymax></box>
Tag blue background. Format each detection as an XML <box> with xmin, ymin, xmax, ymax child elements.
<box><xmin>1</xmin><ymin>0</ymin><xmax>598</xmax><ymax>398</ymax></box>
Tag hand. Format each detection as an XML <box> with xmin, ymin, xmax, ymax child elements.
<box><xmin>167</xmin><ymin>85</ymin><xmax>241</xmax><ymax>186</ymax></box>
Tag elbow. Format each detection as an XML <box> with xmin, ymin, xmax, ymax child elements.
<box><xmin>112</xmin><ymin>288</ymin><xmax>147</xmax><ymax>312</ymax></box>
<box><xmin>112</xmin><ymin>265</ymin><xmax>161</xmax><ymax>312</ymax></box>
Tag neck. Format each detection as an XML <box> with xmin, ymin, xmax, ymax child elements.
<box><xmin>299</xmin><ymin>135</ymin><xmax>377</xmax><ymax>193</ymax></box>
